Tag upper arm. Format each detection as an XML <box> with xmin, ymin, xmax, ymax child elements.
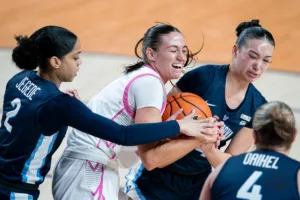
<box><xmin>130</xmin><ymin>76</ymin><xmax>165</xmax><ymax>153</ymax></box>
<box><xmin>135</xmin><ymin>107</ymin><xmax>162</xmax><ymax>157</ymax></box>
<box><xmin>176</xmin><ymin>65</ymin><xmax>215</xmax><ymax>94</ymax></box>
<box><xmin>225</xmin><ymin>127</ymin><xmax>254</xmax><ymax>156</ymax></box>
<box><xmin>200</xmin><ymin>162</ymin><xmax>226</xmax><ymax>200</ymax></box>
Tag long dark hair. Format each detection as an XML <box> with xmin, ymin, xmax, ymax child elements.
<box><xmin>12</xmin><ymin>26</ymin><xmax>78</xmax><ymax>70</ymax></box>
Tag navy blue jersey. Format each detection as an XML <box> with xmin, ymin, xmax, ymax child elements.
<box><xmin>211</xmin><ymin>149</ymin><xmax>300</xmax><ymax>200</ymax></box>
<box><xmin>0</xmin><ymin>70</ymin><xmax>180</xmax><ymax>193</ymax></box>
<box><xmin>169</xmin><ymin>64</ymin><xmax>267</xmax><ymax>174</ymax></box>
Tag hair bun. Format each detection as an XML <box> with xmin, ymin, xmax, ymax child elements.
<box><xmin>12</xmin><ymin>35</ymin><xmax>39</xmax><ymax>70</ymax></box>
<box><xmin>236</xmin><ymin>19</ymin><xmax>262</xmax><ymax>37</ymax></box>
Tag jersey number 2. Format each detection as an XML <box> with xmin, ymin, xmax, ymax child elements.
<box><xmin>236</xmin><ymin>171</ymin><xmax>263</xmax><ymax>200</ymax></box>
<box><xmin>2</xmin><ymin>98</ymin><xmax>21</xmax><ymax>133</ymax></box>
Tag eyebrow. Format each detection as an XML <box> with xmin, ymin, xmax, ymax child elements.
<box><xmin>249</xmin><ymin>50</ymin><xmax>272</xmax><ymax>58</ymax></box>
<box><xmin>73</xmin><ymin>51</ymin><xmax>82</xmax><ymax>55</ymax></box>
<box><xmin>167</xmin><ymin>45</ymin><xmax>188</xmax><ymax>49</ymax></box>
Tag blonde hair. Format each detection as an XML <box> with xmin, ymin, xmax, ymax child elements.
<box><xmin>253</xmin><ymin>101</ymin><xmax>296</xmax><ymax>150</ymax></box>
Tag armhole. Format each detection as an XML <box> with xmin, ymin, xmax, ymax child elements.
<box><xmin>123</xmin><ymin>73</ymin><xmax>166</xmax><ymax>118</ymax></box>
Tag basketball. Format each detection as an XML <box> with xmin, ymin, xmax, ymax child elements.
<box><xmin>162</xmin><ymin>92</ymin><xmax>212</xmax><ymax>121</ymax></box>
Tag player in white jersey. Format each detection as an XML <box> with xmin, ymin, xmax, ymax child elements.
<box><xmin>52</xmin><ymin>23</ymin><xmax>224</xmax><ymax>200</ymax></box>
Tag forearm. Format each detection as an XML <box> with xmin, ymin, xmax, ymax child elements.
<box><xmin>45</xmin><ymin>94</ymin><xmax>180</xmax><ymax>145</ymax></box>
<box><xmin>142</xmin><ymin>138</ymin><xmax>201</xmax><ymax>170</ymax></box>
<box><xmin>202</xmin><ymin>148</ymin><xmax>232</xmax><ymax>168</ymax></box>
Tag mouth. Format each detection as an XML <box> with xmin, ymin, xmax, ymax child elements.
<box><xmin>247</xmin><ymin>71</ymin><xmax>259</xmax><ymax>78</ymax></box>
<box><xmin>172</xmin><ymin>64</ymin><xmax>183</xmax><ymax>70</ymax></box>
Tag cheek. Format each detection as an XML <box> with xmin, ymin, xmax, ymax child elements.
<box><xmin>156</xmin><ymin>54</ymin><xmax>173</xmax><ymax>68</ymax></box>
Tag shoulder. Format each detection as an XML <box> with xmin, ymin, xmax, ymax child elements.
<box><xmin>6</xmin><ymin>70</ymin><xmax>31</xmax><ymax>86</ymax></box>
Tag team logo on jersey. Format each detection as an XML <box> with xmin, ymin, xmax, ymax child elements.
<box><xmin>240</xmin><ymin>114</ymin><xmax>251</xmax><ymax>122</ymax></box>
<box><xmin>239</xmin><ymin>120</ymin><xmax>247</xmax><ymax>126</ymax></box>
<box><xmin>223</xmin><ymin>114</ymin><xmax>229</xmax><ymax>121</ymax></box>
<box><xmin>205</xmin><ymin>100</ymin><xmax>217</xmax><ymax>107</ymax></box>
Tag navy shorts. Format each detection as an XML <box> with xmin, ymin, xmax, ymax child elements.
<box><xmin>133</xmin><ymin>168</ymin><xmax>211</xmax><ymax>200</ymax></box>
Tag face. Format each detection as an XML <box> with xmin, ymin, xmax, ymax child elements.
<box><xmin>57</xmin><ymin>39</ymin><xmax>82</xmax><ymax>82</ymax></box>
<box><xmin>149</xmin><ymin>32</ymin><xmax>188</xmax><ymax>83</ymax></box>
<box><xmin>232</xmin><ymin>39</ymin><xmax>274</xmax><ymax>82</ymax></box>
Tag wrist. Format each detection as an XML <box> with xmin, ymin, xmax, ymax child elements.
<box><xmin>176</xmin><ymin>120</ymin><xmax>184</xmax><ymax>133</ymax></box>
<box><xmin>202</xmin><ymin>144</ymin><xmax>217</xmax><ymax>154</ymax></box>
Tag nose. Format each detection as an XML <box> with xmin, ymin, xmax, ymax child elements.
<box><xmin>253</xmin><ymin>60</ymin><xmax>263</xmax><ymax>71</ymax></box>
<box><xmin>177</xmin><ymin>51</ymin><xmax>186</xmax><ymax>63</ymax></box>
<box><xmin>78</xmin><ymin>58</ymin><xmax>83</xmax><ymax>66</ymax></box>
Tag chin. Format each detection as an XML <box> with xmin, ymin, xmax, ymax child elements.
<box><xmin>171</xmin><ymin>73</ymin><xmax>182</xmax><ymax>80</ymax></box>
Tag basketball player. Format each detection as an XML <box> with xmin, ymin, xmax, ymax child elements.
<box><xmin>0</xmin><ymin>26</ymin><xmax>219</xmax><ymax>200</ymax></box>
<box><xmin>127</xmin><ymin>19</ymin><xmax>275</xmax><ymax>199</ymax></box>
<box><xmin>200</xmin><ymin>101</ymin><xmax>300</xmax><ymax>200</ymax></box>
<box><xmin>52</xmin><ymin>23</ymin><xmax>223</xmax><ymax>200</ymax></box>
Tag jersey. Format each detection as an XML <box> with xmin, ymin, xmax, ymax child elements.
<box><xmin>65</xmin><ymin>65</ymin><xmax>166</xmax><ymax>165</ymax></box>
<box><xmin>169</xmin><ymin>64</ymin><xmax>268</xmax><ymax>174</ymax></box>
<box><xmin>211</xmin><ymin>149</ymin><xmax>300</xmax><ymax>200</ymax></box>
<box><xmin>0</xmin><ymin>70</ymin><xmax>66</xmax><ymax>191</ymax></box>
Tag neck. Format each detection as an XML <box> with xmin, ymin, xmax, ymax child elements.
<box><xmin>37</xmin><ymin>69</ymin><xmax>61</xmax><ymax>88</ymax></box>
<box><xmin>146</xmin><ymin>63</ymin><xmax>168</xmax><ymax>84</ymax></box>
<box><xmin>257</xmin><ymin>145</ymin><xmax>290</xmax><ymax>156</ymax></box>
<box><xmin>227</xmin><ymin>64</ymin><xmax>250</xmax><ymax>91</ymax></box>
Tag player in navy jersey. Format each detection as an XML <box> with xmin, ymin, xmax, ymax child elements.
<box><xmin>200</xmin><ymin>101</ymin><xmax>300</xmax><ymax>200</ymax></box>
<box><xmin>126</xmin><ymin>19</ymin><xmax>275</xmax><ymax>200</ymax></box>
<box><xmin>0</xmin><ymin>26</ymin><xmax>220</xmax><ymax>200</ymax></box>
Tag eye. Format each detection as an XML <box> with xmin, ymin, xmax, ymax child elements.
<box><xmin>263</xmin><ymin>60</ymin><xmax>271</xmax><ymax>63</ymax></box>
<box><xmin>249</xmin><ymin>54</ymin><xmax>257</xmax><ymax>59</ymax></box>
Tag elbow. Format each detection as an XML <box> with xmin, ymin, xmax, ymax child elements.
<box><xmin>141</xmin><ymin>153</ymin><xmax>158</xmax><ymax>171</ymax></box>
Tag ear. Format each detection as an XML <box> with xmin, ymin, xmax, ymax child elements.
<box><xmin>232</xmin><ymin>44</ymin><xmax>239</xmax><ymax>58</ymax></box>
<box><xmin>146</xmin><ymin>47</ymin><xmax>156</xmax><ymax>62</ymax></box>
<box><xmin>49</xmin><ymin>56</ymin><xmax>61</xmax><ymax>69</ymax></box>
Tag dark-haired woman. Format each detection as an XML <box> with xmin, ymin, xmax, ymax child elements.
<box><xmin>0</xmin><ymin>26</ymin><xmax>220</xmax><ymax>200</ymax></box>
<box><xmin>52</xmin><ymin>24</ymin><xmax>222</xmax><ymax>200</ymax></box>
<box><xmin>127</xmin><ymin>19</ymin><xmax>275</xmax><ymax>200</ymax></box>
<box><xmin>200</xmin><ymin>101</ymin><xmax>300</xmax><ymax>200</ymax></box>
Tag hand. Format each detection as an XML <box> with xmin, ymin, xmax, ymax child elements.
<box><xmin>65</xmin><ymin>89</ymin><xmax>81</xmax><ymax>100</ymax></box>
<box><xmin>176</xmin><ymin>114</ymin><xmax>220</xmax><ymax>143</ymax></box>
<box><xmin>213</xmin><ymin>115</ymin><xmax>225</xmax><ymax>148</ymax></box>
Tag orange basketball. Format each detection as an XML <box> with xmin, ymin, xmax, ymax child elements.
<box><xmin>162</xmin><ymin>92</ymin><xmax>212</xmax><ymax>121</ymax></box>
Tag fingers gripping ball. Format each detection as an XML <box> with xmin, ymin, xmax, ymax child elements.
<box><xmin>162</xmin><ymin>92</ymin><xmax>212</xmax><ymax>121</ymax></box>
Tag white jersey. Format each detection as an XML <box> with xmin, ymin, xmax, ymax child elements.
<box><xmin>65</xmin><ymin>65</ymin><xmax>167</xmax><ymax>166</ymax></box>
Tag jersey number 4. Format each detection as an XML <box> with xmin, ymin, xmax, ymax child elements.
<box><xmin>236</xmin><ymin>171</ymin><xmax>263</xmax><ymax>200</ymax></box>
<box><xmin>0</xmin><ymin>98</ymin><xmax>21</xmax><ymax>133</ymax></box>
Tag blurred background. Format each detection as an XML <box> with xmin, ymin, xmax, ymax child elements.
<box><xmin>0</xmin><ymin>0</ymin><xmax>299</xmax><ymax>199</ymax></box>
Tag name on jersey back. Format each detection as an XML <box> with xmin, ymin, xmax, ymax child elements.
<box><xmin>16</xmin><ymin>77</ymin><xmax>41</xmax><ymax>100</ymax></box>
<box><xmin>243</xmin><ymin>152</ymin><xmax>279</xmax><ymax>170</ymax></box>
